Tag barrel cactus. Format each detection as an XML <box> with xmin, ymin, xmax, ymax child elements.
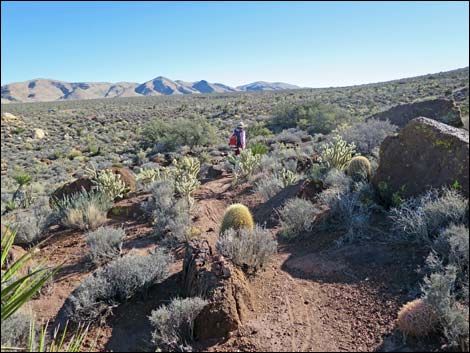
<box><xmin>396</xmin><ymin>299</ymin><xmax>438</xmax><ymax>339</ymax></box>
<box><xmin>220</xmin><ymin>203</ymin><xmax>254</xmax><ymax>235</ymax></box>
<box><xmin>346</xmin><ymin>156</ymin><xmax>371</xmax><ymax>182</ymax></box>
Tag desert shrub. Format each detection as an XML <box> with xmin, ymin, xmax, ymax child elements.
<box><xmin>390</xmin><ymin>188</ymin><xmax>468</xmax><ymax>243</ymax></box>
<box><xmin>255</xmin><ymin>176</ymin><xmax>283</xmax><ymax>201</ymax></box>
<box><xmin>217</xmin><ymin>225</ymin><xmax>277</xmax><ymax>272</ymax></box>
<box><xmin>86</xmin><ymin>227</ymin><xmax>125</xmax><ymax>265</ymax></box>
<box><xmin>320</xmin><ymin>135</ymin><xmax>356</xmax><ymax>170</ymax></box>
<box><xmin>1</xmin><ymin>311</ymin><xmax>36</xmax><ymax>351</ymax></box>
<box><xmin>335</xmin><ymin>119</ymin><xmax>398</xmax><ymax>156</ymax></box>
<box><xmin>317</xmin><ymin>181</ymin><xmax>377</xmax><ymax>244</ymax></box>
<box><xmin>11</xmin><ymin>197</ymin><xmax>52</xmax><ymax>246</ymax></box>
<box><xmin>396</xmin><ymin>299</ymin><xmax>438</xmax><ymax>338</ymax></box>
<box><xmin>279</xmin><ymin>198</ymin><xmax>318</xmax><ymax>240</ymax></box>
<box><xmin>422</xmin><ymin>266</ymin><xmax>469</xmax><ymax>351</ymax></box>
<box><xmin>63</xmin><ymin>249</ymin><xmax>172</xmax><ymax>324</ymax></box>
<box><xmin>53</xmin><ymin>189</ymin><xmax>112</xmax><ymax>231</ymax></box>
<box><xmin>432</xmin><ymin>224</ymin><xmax>469</xmax><ymax>300</ymax></box>
<box><xmin>149</xmin><ymin>297</ymin><xmax>207</xmax><ymax>351</ymax></box>
<box><xmin>274</xmin><ymin>128</ymin><xmax>303</xmax><ymax>145</ymax></box>
<box><xmin>144</xmin><ymin>181</ymin><xmax>191</xmax><ymax>246</ymax></box>
<box><xmin>249</xmin><ymin>142</ymin><xmax>269</xmax><ymax>156</ymax></box>
<box><xmin>142</xmin><ymin>116</ymin><xmax>216</xmax><ymax>152</ymax></box>
<box><xmin>346</xmin><ymin>156</ymin><xmax>371</xmax><ymax>182</ymax></box>
<box><xmin>246</xmin><ymin>122</ymin><xmax>272</xmax><ymax>137</ymax></box>
<box><xmin>220</xmin><ymin>203</ymin><xmax>254</xmax><ymax>235</ymax></box>
<box><xmin>269</xmin><ymin>101</ymin><xmax>351</xmax><ymax>134</ymax></box>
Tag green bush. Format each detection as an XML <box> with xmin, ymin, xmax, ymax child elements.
<box><xmin>269</xmin><ymin>101</ymin><xmax>350</xmax><ymax>134</ymax></box>
<box><xmin>142</xmin><ymin>116</ymin><xmax>216</xmax><ymax>152</ymax></box>
<box><xmin>249</xmin><ymin>143</ymin><xmax>269</xmax><ymax>156</ymax></box>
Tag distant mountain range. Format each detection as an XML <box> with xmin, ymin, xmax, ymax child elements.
<box><xmin>1</xmin><ymin>76</ymin><xmax>302</xmax><ymax>103</ymax></box>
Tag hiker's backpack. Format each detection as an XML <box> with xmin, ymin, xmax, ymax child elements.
<box><xmin>229</xmin><ymin>129</ymin><xmax>242</xmax><ymax>148</ymax></box>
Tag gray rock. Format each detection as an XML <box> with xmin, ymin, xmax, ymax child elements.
<box><xmin>373</xmin><ymin>117</ymin><xmax>469</xmax><ymax>203</ymax></box>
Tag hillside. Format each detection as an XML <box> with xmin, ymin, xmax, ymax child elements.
<box><xmin>1</xmin><ymin>64</ymin><xmax>469</xmax><ymax>353</ymax></box>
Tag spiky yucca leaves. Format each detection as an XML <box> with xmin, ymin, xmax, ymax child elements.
<box><xmin>220</xmin><ymin>204</ymin><xmax>254</xmax><ymax>235</ymax></box>
<box><xmin>1</xmin><ymin>227</ymin><xmax>94</xmax><ymax>352</ymax></box>
<box><xmin>396</xmin><ymin>299</ymin><xmax>438</xmax><ymax>339</ymax></box>
<box><xmin>320</xmin><ymin>135</ymin><xmax>356</xmax><ymax>170</ymax></box>
<box><xmin>346</xmin><ymin>156</ymin><xmax>371</xmax><ymax>182</ymax></box>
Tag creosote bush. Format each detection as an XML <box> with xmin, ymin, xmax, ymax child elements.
<box><xmin>149</xmin><ymin>297</ymin><xmax>208</xmax><ymax>351</ymax></box>
<box><xmin>142</xmin><ymin>116</ymin><xmax>216</xmax><ymax>152</ymax></box>
<box><xmin>86</xmin><ymin>227</ymin><xmax>126</xmax><ymax>265</ymax></box>
<box><xmin>217</xmin><ymin>225</ymin><xmax>277</xmax><ymax>272</ymax></box>
<box><xmin>220</xmin><ymin>203</ymin><xmax>254</xmax><ymax>235</ymax></box>
<box><xmin>63</xmin><ymin>248</ymin><xmax>173</xmax><ymax>324</ymax></box>
<box><xmin>269</xmin><ymin>100</ymin><xmax>351</xmax><ymax>134</ymax></box>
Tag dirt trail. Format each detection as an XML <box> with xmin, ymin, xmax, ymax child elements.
<box><xmin>27</xmin><ymin>175</ymin><xmax>419</xmax><ymax>352</ymax></box>
<box><xmin>192</xmin><ymin>176</ymin><xmax>410</xmax><ymax>352</ymax></box>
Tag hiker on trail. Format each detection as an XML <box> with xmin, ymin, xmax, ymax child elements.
<box><xmin>229</xmin><ymin>121</ymin><xmax>246</xmax><ymax>156</ymax></box>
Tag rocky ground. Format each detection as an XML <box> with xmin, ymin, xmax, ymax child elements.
<box><xmin>23</xmin><ymin>173</ymin><xmax>437</xmax><ymax>352</ymax></box>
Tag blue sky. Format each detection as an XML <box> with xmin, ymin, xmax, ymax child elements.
<box><xmin>1</xmin><ymin>1</ymin><xmax>469</xmax><ymax>87</ymax></box>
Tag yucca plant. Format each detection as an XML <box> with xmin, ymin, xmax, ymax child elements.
<box><xmin>13</xmin><ymin>173</ymin><xmax>32</xmax><ymax>187</ymax></box>
<box><xmin>1</xmin><ymin>226</ymin><xmax>95</xmax><ymax>352</ymax></box>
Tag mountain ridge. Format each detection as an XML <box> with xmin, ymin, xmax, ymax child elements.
<box><xmin>1</xmin><ymin>77</ymin><xmax>301</xmax><ymax>103</ymax></box>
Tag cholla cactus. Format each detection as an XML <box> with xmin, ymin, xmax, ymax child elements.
<box><xmin>347</xmin><ymin>156</ymin><xmax>371</xmax><ymax>182</ymax></box>
<box><xmin>229</xmin><ymin>149</ymin><xmax>261</xmax><ymax>184</ymax></box>
<box><xmin>136</xmin><ymin>168</ymin><xmax>172</xmax><ymax>186</ymax></box>
<box><xmin>93</xmin><ymin>169</ymin><xmax>128</xmax><ymax>200</ymax></box>
<box><xmin>320</xmin><ymin>135</ymin><xmax>356</xmax><ymax>170</ymax></box>
<box><xmin>172</xmin><ymin>157</ymin><xmax>201</xmax><ymax>203</ymax></box>
<box><xmin>397</xmin><ymin>299</ymin><xmax>438</xmax><ymax>340</ymax></box>
<box><xmin>278</xmin><ymin>168</ymin><xmax>299</xmax><ymax>187</ymax></box>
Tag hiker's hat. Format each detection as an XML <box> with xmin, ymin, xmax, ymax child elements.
<box><xmin>237</xmin><ymin>121</ymin><xmax>245</xmax><ymax>128</ymax></box>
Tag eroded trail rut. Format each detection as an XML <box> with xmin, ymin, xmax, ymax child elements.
<box><xmin>193</xmin><ymin>176</ymin><xmax>403</xmax><ymax>352</ymax></box>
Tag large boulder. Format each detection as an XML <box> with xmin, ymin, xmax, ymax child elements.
<box><xmin>373</xmin><ymin>117</ymin><xmax>469</xmax><ymax>203</ymax></box>
<box><xmin>49</xmin><ymin>178</ymin><xmax>94</xmax><ymax>206</ymax></box>
<box><xmin>182</xmin><ymin>239</ymin><xmax>252</xmax><ymax>340</ymax></box>
<box><xmin>368</xmin><ymin>98</ymin><xmax>462</xmax><ymax>128</ymax></box>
